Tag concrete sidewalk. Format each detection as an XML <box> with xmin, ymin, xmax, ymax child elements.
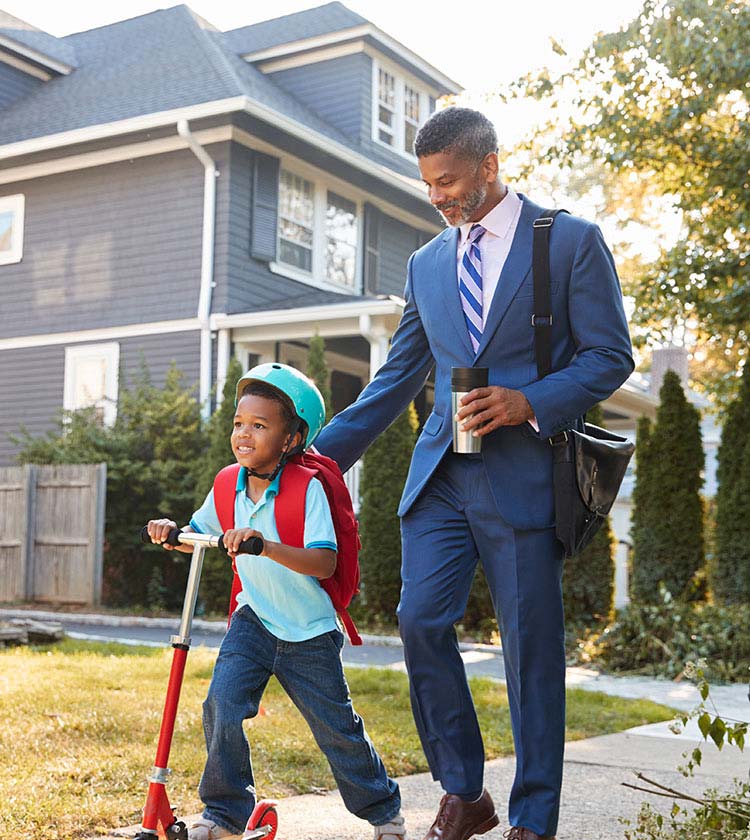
<box><xmin>104</xmin><ymin>730</ymin><xmax>746</xmax><ymax>840</ymax></box>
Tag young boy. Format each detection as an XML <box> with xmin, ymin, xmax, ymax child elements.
<box><xmin>147</xmin><ymin>363</ymin><xmax>405</xmax><ymax>840</ymax></box>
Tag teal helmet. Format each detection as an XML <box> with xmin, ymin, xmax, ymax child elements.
<box><xmin>235</xmin><ymin>363</ymin><xmax>326</xmax><ymax>449</ymax></box>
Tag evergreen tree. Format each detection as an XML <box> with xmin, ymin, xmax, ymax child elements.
<box><xmin>357</xmin><ymin>403</ymin><xmax>418</xmax><ymax>623</ymax></box>
<box><xmin>306</xmin><ymin>332</ymin><xmax>333</xmax><ymax>421</ymax></box>
<box><xmin>713</xmin><ymin>360</ymin><xmax>750</xmax><ymax>604</ymax></box>
<box><xmin>562</xmin><ymin>404</ymin><xmax>616</xmax><ymax>626</ymax></box>
<box><xmin>193</xmin><ymin>356</ymin><xmax>244</xmax><ymax>614</ymax></box>
<box><xmin>630</xmin><ymin>370</ymin><xmax>705</xmax><ymax>603</ymax></box>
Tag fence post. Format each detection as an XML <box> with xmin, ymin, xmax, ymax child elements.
<box><xmin>91</xmin><ymin>462</ymin><xmax>107</xmax><ymax>605</ymax></box>
<box><xmin>22</xmin><ymin>463</ymin><xmax>36</xmax><ymax>601</ymax></box>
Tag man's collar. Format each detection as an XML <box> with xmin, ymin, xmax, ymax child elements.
<box><xmin>459</xmin><ymin>188</ymin><xmax>522</xmax><ymax>243</ymax></box>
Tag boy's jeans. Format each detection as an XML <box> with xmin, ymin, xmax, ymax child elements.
<box><xmin>199</xmin><ymin>604</ymin><xmax>401</xmax><ymax>833</ymax></box>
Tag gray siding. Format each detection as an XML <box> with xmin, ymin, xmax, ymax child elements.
<box><xmin>0</xmin><ymin>150</ymin><xmax>207</xmax><ymax>339</ymax></box>
<box><xmin>0</xmin><ymin>60</ymin><xmax>43</xmax><ymax>110</ymax></box>
<box><xmin>0</xmin><ymin>345</ymin><xmax>64</xmax><ymax>466</ymax></box>
<box><xmin>0</xmin><ymin>331</ymin><xmax>201</xmax><ymax>466</ymax></box>
<box><xmin>378</xmin><ymin>212</ymin><xmax>428</xmax><ymax>297</ymax></box>
<box><xmin>268</xmin><ymin>53</ymin><xmax>371</xmax><ymax>143</ymax></box>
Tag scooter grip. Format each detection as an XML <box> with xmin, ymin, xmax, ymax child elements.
<box><xmin>218</xmin><ymin>535</ymin><xmax>264</xmax><ymax>555</ymax></box>
<box><xmin>140</xmin><ymin>525</ymin><xmax>183</xmax><ymax>547</ymax></box>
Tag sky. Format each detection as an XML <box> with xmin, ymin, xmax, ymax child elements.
<box><xmin>4</xmin><ymin>0</ymin><xmax>644</xmax><ymax>93</ymax></box>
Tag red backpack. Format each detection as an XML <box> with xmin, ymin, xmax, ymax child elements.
<box><xmin>212</xmin><ymin>451</ymin><xmax>363</xmax><ymax>645</ymax></box>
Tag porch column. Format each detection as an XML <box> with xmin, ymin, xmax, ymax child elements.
<box><xmin>360</xmin><ymin>314</ymin><xmax>389</xmax><ymax>382</ymax></box>
<box><xmin>215</xmin><ymin>328</ymin><xmax>230</xmax><ymax>406</ymax></box>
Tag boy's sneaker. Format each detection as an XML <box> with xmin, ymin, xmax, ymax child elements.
<box><xmin>374</xmin><ymin>812</ymin><xmax>407</xmax><ymax>840</ymax></box>
<box><xmin>188</xmin><ymin>817</ymin><xmax>241</xmax><ymax>840</ymax></box>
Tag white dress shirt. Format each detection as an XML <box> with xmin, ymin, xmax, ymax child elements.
<box><xmin>455</xmin><ymin>188</ymin><xmax>539</xmax><ymax>432</ymax></box>
<box><xmin>456</xmin><ymin>188</ymin><xmax>523</xmax><ymax>325</ymax></box>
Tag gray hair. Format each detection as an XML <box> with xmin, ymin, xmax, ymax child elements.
<box><xmin>414</xmin><ymin>107</ymin><xmax>498</xmax><ymax>163</ymax></box>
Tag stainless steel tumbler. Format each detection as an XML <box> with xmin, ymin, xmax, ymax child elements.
<box><xmin>452</xmin><ymin>367</ymin><xmax>489</xmax><ymax>454</ymax></box>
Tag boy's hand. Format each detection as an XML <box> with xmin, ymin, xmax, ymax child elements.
<box><xmin>147</xmin><ymin>518</ymin><xmax>178</xmax><ymax>550</ymax></box>
<box><xmin>223</xmin><ymin>528</ymin><xmax>265</xmax><ymax>557</ymax></box>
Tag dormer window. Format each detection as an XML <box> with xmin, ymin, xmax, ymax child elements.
<box><xmin>372</xmin><ymin>59</ymin><xmax>431</xmax><ymax>158</ymax></box>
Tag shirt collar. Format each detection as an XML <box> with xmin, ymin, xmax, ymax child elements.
<box><xmin>459</xmin><ymin>187</ymin><xmax>521</xmax><ymax>245</ymax></box>
<box><xmin>237</xmin><ymin>466</ymin><xmax>282</xmax><ymax>499</ymax></box>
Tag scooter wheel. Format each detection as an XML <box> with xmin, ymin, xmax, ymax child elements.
<box><xmin>243</xmin><ymin>802</ymin><xmax>278</xmax><ymax>840</ymax></box>
<box><xmin>166</xmin><ymin>820</ymin><xmax>188</xmax><ymax>840</ymax></box>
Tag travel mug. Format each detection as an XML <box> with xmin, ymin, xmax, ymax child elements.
<box><xmin>452</xmin><ymin>367</ymin><xmax>488</xmax><ymax>454</ymax></box>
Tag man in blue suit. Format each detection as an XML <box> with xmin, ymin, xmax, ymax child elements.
<box><xmin>314</xmin><ymin>107</ymin><xmax>633</xmax><ymax>840</ymax></box>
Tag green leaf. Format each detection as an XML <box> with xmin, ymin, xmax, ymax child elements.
<box><xmin>708</xmin><ymin>717</ymin><xmax>727</xmax><ymax>750</ymax></box>
<box><xmin>691</xmin><ymin>746</ymin><xmax>702</xmax><ymax>766</ymax></box>
<box><xmin>698</xmin><ymin>712</ymin><xmax>712</xmax><ymax>739</ymax></box>
<box><xmin>699</xmin><ymin>679</ymin><xmax>709</xmax><ymax>701</ymax></box>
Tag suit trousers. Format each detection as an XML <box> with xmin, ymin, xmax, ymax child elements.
<box><xmin>398</xmin><ymin>451</ymin><xmax>565</xmax><ymax>837</ymax></box>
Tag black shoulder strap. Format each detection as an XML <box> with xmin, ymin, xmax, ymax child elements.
<box><xmin>532</xmin><ymin>208</ymin><xmax>568</xmax><ymax>380</ymax></box>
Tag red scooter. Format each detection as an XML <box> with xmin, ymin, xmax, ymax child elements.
<box><xmin>135</xmin><ymin>527</ymin><xmax>278</xmax><ymax>840</ymax></box>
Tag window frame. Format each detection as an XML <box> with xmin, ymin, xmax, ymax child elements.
<box><xmin>63</xmin><ymin>342</ymin><xmax>120</xmax><ymax>427</ymax></box>
<box><xmin>371</xmin><ymin>58</ymin><xmax>431</xmax><ymax>160</ymax></box>
<box><xmin>0</xmin><ymin>193</ymin><xmax>25</xmax><ymax>266</ymax></box>
<box><xmin>274</xmin><ymin>164</ymin><xmax>363</xmax><ymax>294</ymax></box>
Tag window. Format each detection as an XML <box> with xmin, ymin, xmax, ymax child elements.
<box><xmin>276</xmin><ymin>168</ymin><xmax>360</xmax><ymax>291</ymax></box>
<box><xmin>63</xmin><ymin>343</ymin><xmax>120</xmax><ymax>427</ymax></box>
<box><xmin>278</xmin><ymin>170</ymin><xmax>314</xmax><ymax>272</ymax></box>
<box><xmin>326</xmin><ymin>192</ymin><xmax>358</xmax><ymax>289</ymax></box>
<box><xmin>372</xmin><ymin>61</ymin><xmax>430</xmax><ymax>157</ymax></box>
<box><xmin>377</xmin><ymin>68</ymin><xmax>396</xmax><ymax>146</ymax></box>
<box><xmin>0</xmin><ymin>194</ymin><xmax>25</xmax><ymax>265</ymax></box>
<box><xmin>404</xmin><ymin>84</ymin><xmax>420</xmax><ymax>154</ymax></box>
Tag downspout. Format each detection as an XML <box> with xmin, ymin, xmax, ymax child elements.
<box><xmin>177</xmin><ymin>119</ymin><xmax>217</xmax><ymax>421</ymax></box>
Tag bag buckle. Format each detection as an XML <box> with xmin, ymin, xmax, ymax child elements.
<box><xmin>531</xmin><ymin>314</ymin><xmax>553</xmax><ymax>327</ymax></box>
<box><xmin>549</xmin><ymin>431</ymin><xmax>568</xmax><ymax>445</ymax></box>
<box><xmin>533</xmin><ymin>216</ymin><xmax>554</xmax><ymax>228</ymax></box>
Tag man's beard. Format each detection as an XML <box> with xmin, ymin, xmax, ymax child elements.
<box><xmin>435</xmin><ymin>183</ymin><xmax>488</xmax><ymax>227</ymax></box>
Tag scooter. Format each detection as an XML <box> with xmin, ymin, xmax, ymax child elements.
<box><xmin>134</xmin><ymin>526</ymin><xmax>279</xmax><ymax>840</ymax></box>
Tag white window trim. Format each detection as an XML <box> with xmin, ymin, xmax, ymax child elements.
<box><xmin>0</xmin><ymin>193</ymin><xmax>25</xmax><ymax>265</ymax></box>
<box><xmin>371</xmin><ymin>57</ymin><xmax>430</xmax><ymax>161</ymax></box>
<box><xmin>276</xmin><ymin>166</ymin><xmax>363</xmax><ymax>295</ymax></box>
<box><xmin>63</xmin><ymin>342</ymin><xmax>120</xmax><ymax>427</ymax></box>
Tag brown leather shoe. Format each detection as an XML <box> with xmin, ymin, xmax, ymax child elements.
<box><xmin>423</xmin><ymin>789</ymin><xmax>499</xmax><ymax>840</ymax></box>
<box><xmin>503</xmin><ymin>827</ymin><xmax>556</xmax><ymax>840</ymax></box>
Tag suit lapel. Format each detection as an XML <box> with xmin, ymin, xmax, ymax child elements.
<box><xmin>475</xmin><ymin>196</ymin><xmax>540</xmax><ymax>360</ymax></box>
<box><xmin>435</xmin><ymin>227</ymin><xmax>474</xmax><ymax>357</ymax></box>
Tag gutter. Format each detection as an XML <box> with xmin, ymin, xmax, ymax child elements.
<box><xmin>177</xmin><ymin>119</ymin><xmax>217</xmax><ymax>421</ymax></box>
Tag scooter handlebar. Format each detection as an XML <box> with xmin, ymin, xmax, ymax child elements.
<box><xmin>140</xmin><ymin>526</ymin><xmax>264</xmax><ymax>555</ymax></box>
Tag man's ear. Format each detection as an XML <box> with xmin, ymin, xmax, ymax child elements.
<box><xmin>481</xmin><ymin>151</ymin><xmax>499</xmax><ymax>182</ymax></box>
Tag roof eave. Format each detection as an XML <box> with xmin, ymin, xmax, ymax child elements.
<box><xmin>0</xmin><ymin>95</ymin><xmax>430</xmax><ymax>203</ymax></box>
<box><xmin>0</xmin><ymin>33</ymin><xmax>75</xmax><ymax>75</ymax></box>
<box><xmin>241</xmin><ymin>23</ymin><xmax>462</xmax><ymax>95</ymax></box>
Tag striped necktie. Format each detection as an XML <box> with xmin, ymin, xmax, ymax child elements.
<box><xmin>459</xmin><ymin>223</ymin><xmax>486</xmax><ymax>353</ymax></box>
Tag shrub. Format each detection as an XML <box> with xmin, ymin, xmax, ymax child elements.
<box><xmin>306</xmin><ymin>332</ymin><xmax>333</xmax><ymax>422</ymax></box>
<box><xmin>580</xmin><ymin>594</ymin><xmax>750</xmax><ymax>682</ymax></box>
<box><xmin>630</xmin><ymin>370</ymin><xmax>705</xmax><ymax>603</ymax></box>
<box><xmin>714</xmin><ymin>359</ymin><xmax>750</xmax><ymax>604</ymax></box>
<box><xmin>14</xmin><ymin>363</ymin><xmax>203</xmax><ymax>610</ymax></box>
<box><xmin>356</xmin><ymin>403</ymin><xmax>418</xmax><ymax>623</ymax></box>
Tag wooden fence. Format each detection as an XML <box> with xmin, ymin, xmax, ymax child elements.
<box><xmin>0</xmin><ymin>464</ymin><xmax>106</xmax><ymax>605</ymax></box>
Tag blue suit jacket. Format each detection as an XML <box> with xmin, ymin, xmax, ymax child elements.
<box><xmin>315</xmin><ymin>195</ymin><xmax>634</xmax><ymax>530</ymax></box>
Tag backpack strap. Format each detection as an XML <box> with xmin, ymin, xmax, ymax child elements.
<box><xmin>275</xmin><ymin>463</ymin><xmax>315</xmax><ymax>548</ymax></box>
<box><xmin>213</xmin><ymin>464</ymin><xmax>242</xmax><ymax>624</ymax></box>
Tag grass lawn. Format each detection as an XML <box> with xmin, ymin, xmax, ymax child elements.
<box><xmin>0</xmin><ymin>640</ymin><xmax>675</xmax><ymax>840</ymax></box>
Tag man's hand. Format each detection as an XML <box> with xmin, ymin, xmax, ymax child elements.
<box><xmin>455</xmin><ymin>386</ymin><xmax>534</xmax><ymax>437</ymax></box>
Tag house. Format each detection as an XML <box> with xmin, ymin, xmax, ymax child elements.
<box><xmin>1</xmin><ymin>2</ymin><xmax>664</xmax><ymax>604</ymax></box>
<box><xmin>0</xmin><ymin>2</ymin><xmax>457</xmax><ymax>461</ymax></box>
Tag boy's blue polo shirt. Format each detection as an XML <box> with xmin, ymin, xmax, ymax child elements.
<box><xmin>190</xmin><ymin>466</ymin><xmax>338</xmax><ymax>642</ymax></box>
